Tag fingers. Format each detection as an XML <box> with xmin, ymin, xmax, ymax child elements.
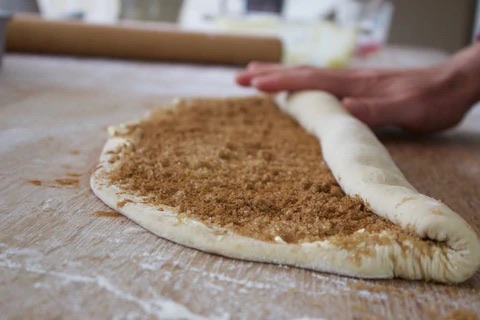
<box><xmin>250</xmin><ymin>68</ymin><xmax>367</xmax><ymax>96</ymax></box>
<box><xmin>237</xmin><ymin>63</ymin><xmax>376</xmax><ymax>97</ymax></box>
<box><xmin>235</xmin><ymin>61</ymin><xmax>283</xmax><ymax>86</ymax></box>
<box><xmin>342</xmin><ymin>96</ymin><xmax>420</xmax><ymax>129</ymax></box>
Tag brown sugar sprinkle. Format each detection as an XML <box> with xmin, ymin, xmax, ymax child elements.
<box><xmin>442</xmin><ymin>309</ymin><xmax>478</xmax><ymax>320</ymax></box>
<box><xmin>105</xmin><ymin>96</ymin><xmax>417</xmax><ymax>244</ymax></box>
<box><xmin>117</xmin><ymin>199</ymin><xmax>132</xmax><ymax>208</ymax></box>
<box><xmin>27</xmin><ymin>179</ymin><xmax>42</xmax><ymax>186</ymax></box>
<box><xmin>93</xmin><ymin>210</ymin><xmax>122</xmax><ymax>218</ymax></box>
<box><xmin>66</xmin><ymin>172</ymin><xmax>82</xmax><ymax>177</ymax></box>
<box><xmin>54</xmin><ymin>178</ymin><xmax>79</xmax><ymax>186</ymax></box>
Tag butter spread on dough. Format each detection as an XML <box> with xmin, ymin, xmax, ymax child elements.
<box><xmin>91</xmin><ymin>91</ymin><xmax>480</xmax><ymax>283</ymax></box>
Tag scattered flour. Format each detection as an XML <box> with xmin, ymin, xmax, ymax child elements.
<box><xmin>123</xmin><ymin>227</ymin><xmax>147</xmax><ymax>235</ymax></box>
<box><xmin>40</xmin><ymin>198</ymin><xmax>59</xmax><ymax>213</ymax></box>
<box><xmin>0</xmin><ymin>252</ymin><xmax>226</xmax><ymax>319</ymax></box>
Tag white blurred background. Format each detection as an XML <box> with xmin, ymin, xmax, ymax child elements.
<box><xmin>1</xmin><ymin>0</ymin><xmax>478</xmax><ymax>66</ymax></box>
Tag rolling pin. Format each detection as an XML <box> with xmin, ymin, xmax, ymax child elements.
<box><xmin>6</xmin><ymin>14</ymin><xmax>283</xmax><ymax>65</ymax></box>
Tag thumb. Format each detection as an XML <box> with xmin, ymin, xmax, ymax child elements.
<box><xmin>342</xmin><ymin>97</ymin><xmax>407</xmax><ymax>128</ymax></box>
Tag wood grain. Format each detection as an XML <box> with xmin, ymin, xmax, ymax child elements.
<box><xmin>0</xmin><ymin>53</ymin><xmax>479</xmax><ymax>320</ymax></box>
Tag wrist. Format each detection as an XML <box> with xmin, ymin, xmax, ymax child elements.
<box><xmin>446</xmin><ymin>43</ymin><xmax>480</xmax><ymax>104</ymax></box>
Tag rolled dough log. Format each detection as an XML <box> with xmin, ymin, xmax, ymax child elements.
<box><xmin>91</xmin><ymin>91</ymin><xmax>480</xmax><ymax>283</ymax></box>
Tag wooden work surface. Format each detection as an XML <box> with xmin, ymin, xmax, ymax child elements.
<box><xmin>1</xmin><ymin>52</ymin><xmax>479</xmax><ymax>320</ymax></box>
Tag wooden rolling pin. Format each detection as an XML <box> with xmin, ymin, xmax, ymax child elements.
<box><xmin>6</xmin><ymin>14</ymin><xmax>283</xmax><ymax>65</ymax></box>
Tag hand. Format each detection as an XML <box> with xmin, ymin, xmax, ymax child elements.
<box><xmin>236</xmin><ymin>44</ymin><xmax>480</xmax><ymax>133</ymax></box>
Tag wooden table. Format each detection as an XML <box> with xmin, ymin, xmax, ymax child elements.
<box><xmin>1</xmin><ymin>52</ymin><xmax>479</xmax><ymax>320</ymax></box>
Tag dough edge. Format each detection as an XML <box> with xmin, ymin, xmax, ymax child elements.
<box><xmin>279</xmin><ymin>91</ymin><xmax>480</xmax><ymax>283</ymax></box>
<box><xmin>90</xmin><ymin>91</ymin><xmax>480</xmax><ymax>283</ymax></box>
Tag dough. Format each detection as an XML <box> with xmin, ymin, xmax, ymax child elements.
<box><xmin>91</xmin><ymin>91</ymin><xmax>480</xmax><ymax>283</ymax></box>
